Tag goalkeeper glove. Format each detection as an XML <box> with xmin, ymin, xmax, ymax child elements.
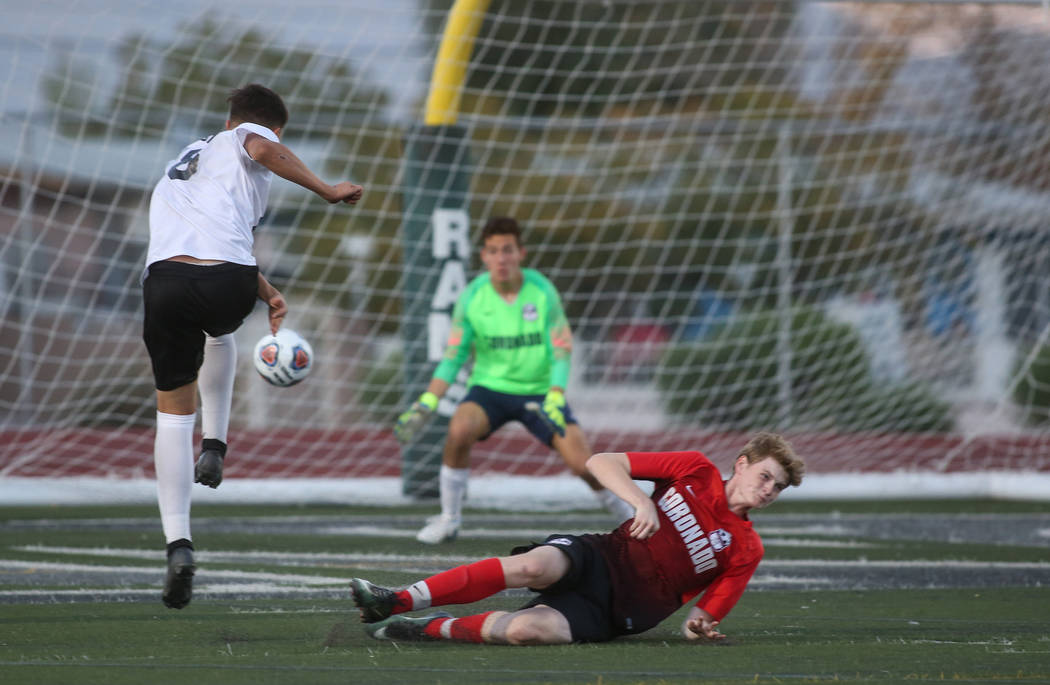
<box><xmin>527</xmin><ymin>389</ymin><xmax>567</xmax><ymax>438</ymax></box>
<box><xmin>394</xmin><ymin>391</ymin><xmax>438</xmax><ymax>444</ymax></box>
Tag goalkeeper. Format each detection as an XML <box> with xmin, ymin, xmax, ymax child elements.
<box><xmin>396</xmin><ymin>217</ymin><xmax>633</xmax><ymax>544</ymax></box>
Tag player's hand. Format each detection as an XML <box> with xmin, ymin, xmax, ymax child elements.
<box><xmin>684</xmin><ymin>614</ymin><xmax>725</xmax><ymax>642</ymax></box>
<box><xmin>257</xmin><ymin>283</ymin><xmax>287</xmax><ymax>335</ymax></box>
<box><xmin>328</xmin><ymin>182</ymin><xmax>363</xmax><ymax>205</ymax></box>
<box><xmin>394</xmin><ymin>391</ymin><xmax>438</xmax><ymax>444</ymax></box>
<box><xmin>266</xmin><ymin>293</ymin><xmax>287</xmax><ymax>334</ymax></box>
<box><xmin>526</xmin><ymin>389</ymin><xmax>567</xmax><ymax>437</ymax></box>
<box><xmin>628</xmin><ymin>499</ymin><xmax>660</xmax><ymax>540</ymax></box>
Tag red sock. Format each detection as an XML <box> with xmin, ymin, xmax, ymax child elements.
<box><xmin>391</xmin><ymin>590</ymin><xmax>412</xmax><ymax>615</ymax></box>
<box><xmin>422</xmin><ymin>615</ymin><xmax>453</xmax><ymax>640</ymax></box>
<box><xmin>415</xmin><ymin>557</ymin><xmax>506</xmax><ymax>608</ymax></box>
<box><xmin>422</xmin><ymin>611</ymin><xmax>494</xmax><ymax>643</ymax></box>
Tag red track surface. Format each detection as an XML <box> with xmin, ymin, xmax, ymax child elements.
<box><xmin>2</xmin><ymin>428</ymin><xmax>1047</xmax><ymax>478</ymax></box>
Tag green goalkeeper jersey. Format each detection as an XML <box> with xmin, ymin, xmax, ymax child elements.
<box><xmin>433</xmin><ymin>268</ymin><xmax>573</xmax><ymax>395</ymax></box>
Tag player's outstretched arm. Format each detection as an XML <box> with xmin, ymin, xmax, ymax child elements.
<box><xmin>243</xmin><ymin>133</ymin><xmax>363</xmax><ymax>204</ymax></box>
<box><xmin>682</xmin><ymin>606</ymin><xmax>726</xmax><ymax>642</ymax></box>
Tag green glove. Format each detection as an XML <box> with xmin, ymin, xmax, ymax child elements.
<box><xmin>394</xmin><ymin>391</ymin><xmax>438</xmax><ymax>444</ymax></box>
<box><xmin>527</xmin><ymin>389</ymin><xmax>567</xmax><ymax>437</ymax></box>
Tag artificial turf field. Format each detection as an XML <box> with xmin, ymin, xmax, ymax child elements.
<box><xmin>1</xmin><ymin>499</ymin><xmax>1048</xmax><ymax>684</ymax></box>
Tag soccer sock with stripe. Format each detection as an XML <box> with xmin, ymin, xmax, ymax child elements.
<box><xmin>198</xmin><ymin>333</ymin><xmax>236</xmax><ymax>444</ymax></box>
<box><xmin>400</xmin><ymin>557</ymin><xmax>506</xmax><ymax>611</ymax></box>
<box><xmin>422</xmin><ymin>611</ymin><xmax>494</xmax><ymax>643</ymax></box>
<box><xmin>154</xmin><ymin>411</ymin><xmax>196</xmax><ymax>543</ymax></box>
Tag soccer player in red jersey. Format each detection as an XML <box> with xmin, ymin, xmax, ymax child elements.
<box><xmin>350</xmin><ymin>432</ymin><xmax>804</xmax><ymax>644</ymax></box>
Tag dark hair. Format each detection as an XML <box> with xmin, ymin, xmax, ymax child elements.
<box><xmin>227</xmin><ymin>84</ymin><xmax>288</xmax><ymax>130</ymax></box>
<box><xmin>480</xmin><ymin>216</ymin><xmax>522</xmax><ymax>246</ymax></box>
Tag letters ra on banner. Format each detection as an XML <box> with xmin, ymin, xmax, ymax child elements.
<box><xmin>428</xmin><ymin>208</ymin><xmax>469</xmax><ymax>362</ymax></box>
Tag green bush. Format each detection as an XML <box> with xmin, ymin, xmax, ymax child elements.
<box><xmin>1012</xmin><ymin>343</ymin><xmax>1050</xmax><ymax>425</ymax></box>
<box><xmin>835</xmin><ymin>381</ymin><xmax>954</xmax><ymax>433</ymax></box>
<box><xmin>656</xmin><ymin>306</ymin><xmax>952</xmax><ymax>432</ymax></box>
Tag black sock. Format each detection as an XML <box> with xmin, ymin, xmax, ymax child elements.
<box><xmin>166</xmin><ymin>538</ymin><xmax>194</xmax><ymax>557</ymax></box>
<box><xmin>201</xmin><ymin>438</ymin><xmax>227</xmax><ymax>458</ymax></box>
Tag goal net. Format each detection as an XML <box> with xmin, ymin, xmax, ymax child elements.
<box><xmin>3</xmin><ymin>0</ymin><xmax>1050</xmax><ymax>497</ymax></box>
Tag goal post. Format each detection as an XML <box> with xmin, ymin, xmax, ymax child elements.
<box><xmin>399</xmin><ymin>0</ymin><xmax>491</xmax><ymax>497</ymax></box>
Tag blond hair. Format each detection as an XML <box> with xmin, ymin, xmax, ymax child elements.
<box><xmin>739</xmin><ymin>431</ymin><xmax>804</xmax><ymax>487</ymax></box>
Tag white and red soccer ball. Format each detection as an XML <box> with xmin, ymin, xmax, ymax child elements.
<box><xmin>252</xmin><ymin>328</ymin><xmax>313</xmax><ymax>387</ymax></box>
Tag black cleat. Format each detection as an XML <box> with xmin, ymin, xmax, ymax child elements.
<box><xmin>365</xmin><ymin>612</ymin><xmax>452</xmax><ymax>641</ymax></box>
<box><xmin>194</xmin><ymin>439</ymin><xmax>226</xmax><ymax>488</ymax></box>
<box><xmin>162</xmin><ymin>544</ymin><xmax>196</xmax><ymax>609</ymax></box>
<box><xmin>349</xmin><ymin>577</ymin><xmax>409</xmax><ymax>623</ymax></box>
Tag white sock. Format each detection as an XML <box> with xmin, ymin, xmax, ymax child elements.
<box><xmin>406</xmin><ymin>581</ymin><xmax>433</xmax><ymax>611</ymax></box>
<box><xmin>154</xmin><ymin>411</ymin><xmax>196</xmax><ymax>543</ymax></box>
<box><xmin>439</xmin><ymin>465</ymin><xmax>469</xmax><ymax>523</ymax></box>
<box><xmin>198</xmin><ymin>334</ymin><xmax>236</xmax><ymax>444</ymax></box>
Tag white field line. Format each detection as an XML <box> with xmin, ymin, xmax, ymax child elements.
<box><xmin>314</xmin><ymin>525</ymin><xmax>578</xmax><ymax>538</ymax></box>
<box><xmin>905</xmin><ymin>638</ymin><xmax>1013</xmax><ymax>646</ymax></box>
<box><xmin>749</xmin><ymin>575</ymin><xmax>834</xmax><ymax>586</ymax></box>
<box><xmin>759</xmin><ymin>559</ymin><xmax>1050</xmax><ymax>570</ymax></box>
<box><xmin>0</xmin><ymin>559</ymin><xmax>347</xmax><ymax>585</ymax></box>
<box><xmin>757</xmin><ymin>525</ymin><xmax>862</xmax><ymax>536</ymax></box>
<box><xmin>5</xmin><ymin>522</ymin><xmax>890</xmax><ymax>542</ymax></box>
<box><xmin>761</xmin><ymin>537</ymin><xmax>876</xmax><ymax>548</ymax></box>
<box><xmin>0</xmin><ymin>586</ymin><xmax>346</xmax><ymax>600</ymax></box>
<box><xmin>12</xmin><ymin>545</ymin><xmax>1050</xmax><ymax>571</ymax></box>
<box><xmin>14</xmin><ymin>545</ymin><xmax>478</xmax><ymax>565</ymax></box>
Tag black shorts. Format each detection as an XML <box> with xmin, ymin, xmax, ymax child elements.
<box><xmin>142</xmin><ymin>261</ymin><xmax>258</xmax><ymax>391</ymax></box>
<box><xmin>514</xmin><ymin>534</ymin><xmax>615</xmax><ymax>643</ymax></box>
<box><xmin>463</xmin><ymin>385</ymin><xmax>579</xmax><ymax>447</ymax></box>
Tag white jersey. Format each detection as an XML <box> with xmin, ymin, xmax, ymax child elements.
<box><xmin>145</xmin><ymin>122</ymin><xmax>278</xmax><ymax>271</ymax></box>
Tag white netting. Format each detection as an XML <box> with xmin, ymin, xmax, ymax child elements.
<box><xmin>3</xmin><ymin>0</ymin><xmax>1050</xmax><ymax>488</ymax></box>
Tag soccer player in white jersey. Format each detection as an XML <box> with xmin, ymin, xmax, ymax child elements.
<box><xmin>142</xmin><ymin>84</ymin><xmax>363</xmax><ymax>609</ymax></box>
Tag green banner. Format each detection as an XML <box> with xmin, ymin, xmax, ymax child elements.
<box><xmin>399</xmin><ymin>124</ymin><xmax>472</xmax><ymax>498</ymax></box>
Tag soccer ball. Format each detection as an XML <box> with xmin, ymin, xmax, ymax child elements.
<box><xmin>252</xmin><ymin>328</ymin><xmax>313</xmax><ymax>387</ymax></box>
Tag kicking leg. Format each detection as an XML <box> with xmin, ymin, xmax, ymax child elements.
<box><xmin>195</xmin><ymin>333</ymin><xmax>236</xmax><ymax>487</ymax></box>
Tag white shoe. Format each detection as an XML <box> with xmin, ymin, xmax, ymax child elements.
<box><xmin>416</xmin><ymin>514</ymin><xmax>460</xmax><ymax>544</ymax></box>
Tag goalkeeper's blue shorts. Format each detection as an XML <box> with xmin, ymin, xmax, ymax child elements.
<box><xmin>462</xmin><ymin>384</ymin><xmax>578</xmax><ymax>447</ymax></box>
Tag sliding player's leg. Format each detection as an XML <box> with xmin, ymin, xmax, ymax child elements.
<box><xmin>351</xmin><ymin>545</ymin><xmax>569</xmax><ymax>622</ymax></box>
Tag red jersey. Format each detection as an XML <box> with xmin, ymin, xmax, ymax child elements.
<box><xmin>583</xmin><ymin>451</ymin><xmax>763</xmax><ymax>635</ymax></box>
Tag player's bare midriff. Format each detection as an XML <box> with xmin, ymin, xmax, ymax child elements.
<box><xmin>166</xmin><ymin>255</ymin><xmax>227</xmax><ymax>266</ymax></box>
